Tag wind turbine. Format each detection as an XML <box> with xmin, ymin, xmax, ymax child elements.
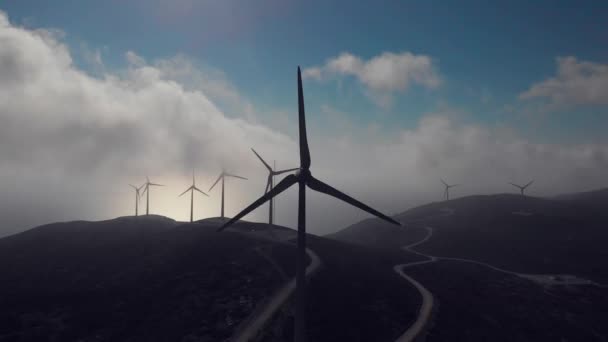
<box><xmin>208</xmin><ymin>170</ymin><xmax>247</xmax><ymax>219</ymax></box>
<box><xmin>251</xmin><ymin>148</ymin><xmax>299</xmax><ymax>224</ymax></box>
<box><xmin>129</xmin><ymin>183</ymin><xmax>145</xmax><ymax>216</ymax></box>
<box><xmin>179</xmin><ymin>172</ymin><xmax>209</xmax><ymax>222</ymax></box>
<box><xmin>441</xmin><ymin>179</ymin><xmax>460</xmax><ymax>201</ymax></box>
<box><xmin>509</xmin><ymin>180</ymin><xmax>534</xmax><ymax>196</ymax></box>
<box><xmin>141</xmin><ymin>176</ymin><xmax>164</xmax><ymax>215</ymax></box>
<box><xmin>218</xmin><ymin>67</ymin><xmax>401</xmax><ymax>342</ymax></box>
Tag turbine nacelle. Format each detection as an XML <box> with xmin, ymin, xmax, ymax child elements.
<box><xmin>294</xmin><ymin>168</ymin><xmax>309</xmax><ymax>179</ymax></box>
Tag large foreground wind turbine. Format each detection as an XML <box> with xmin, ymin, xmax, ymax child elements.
<box><xmin>509</xmin><ymin>180</ymin><xmax>534</xmax><ymax>196</ymax></box>
<box><xmin>179</xmin><ymin>172</ymin><xmax>209</xmax><ymax>222</ymax></box>
<box><xmin>142</xmin><ymin>176</ymin><xmax>164</xmax><ymax>215</ymax></box>
<box><xmin>441</xmin><ymin>179</ymin><xmax>460</xmax><ymax>201</ymax></box>
<box><xmin>208</xmin><ymin>170</ymin><xmax>247</xmax><ymax>218</ymax></box>
<box><xmin>219</xmin><ymin>67</ymin><xmax>400</xmax><ymax>342</ymax></box>
<box><xmin>251</xmin><ymin>148</ymin><xmax>299</xmax><ymax>224</ymax></box>
<box><xmin>129</xmin><ymin>183</ymin><xmax>145</xmax><ymax>216</ymax></box>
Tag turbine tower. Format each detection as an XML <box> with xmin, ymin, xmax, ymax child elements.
<box><xmin>251</xmin><ymin>148</ymin><xmax>299</xmax><ymax>224</ymax></box>
<box><xmin>509</xmin><ymin>180</ymin><xmax>534</xmax><ymax>196</ymax></box>
<box><xmin>179</xmin><ymin>172</ymin><xmax>209</xmax><ymax>222</ymax></box>
<box><xmin>142</xmin><ymin>176</ymin><xmax>164</xmax><ymax>215</ymax></box>
<box><xmin>208</xmin><ymin>169</ymin><xmax>247</xmax><ymax>219</ymax></box>
<box><xmin>441</xmin><ymin>179</ymin><xmax>460</xmax><ymax>201</ymax></box>
<box><xmin>218</xmin><ymin>67</ymin><xmax>401</xmax><ymax>342</ymax></box>
<box><xmin>129</xmin><ymin>183</ymin><xmax>145</xmax><ymax>216</ymax></box>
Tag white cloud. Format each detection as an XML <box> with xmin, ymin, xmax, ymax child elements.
<box><xmin>303</xmin><ymin>51</ymin><xmax>442</xmax><ymax>107</ymax></box>
<box><xmin>0</xmin><ymin>11</ymin><xmax>295</xmax><ymax>233</ymax></box>
<box><xmin>520</xmin><ymin>56</ymin><xmax>608</xmax><ymax>107</ymax></box>
<box><xmin>0</xmin><ymin>11</ymin><xmax>607</xmax><ymax>237</ymax></box>
<box><xmin>301</xmin><ymin>66</ymin><xmax>322</xmax><ymax>81</ymax></box>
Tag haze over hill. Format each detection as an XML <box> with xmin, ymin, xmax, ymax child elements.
<box><xmin>0</xmin><ymin>189</ymin><xmax>606</xmax><ymax>340</ymax></box>
<box><xmin>1</xmin><ymin>1</ymin><xmax>607</xmax><ymax>341</ymax></box>
<box><xmin>1</xmin><ymin>7</ymin><xmax>608</xmax><ymax>237</ymax></box>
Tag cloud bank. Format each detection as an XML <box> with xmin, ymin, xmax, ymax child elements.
<box><xmin>520</xmin><ymin>56</ymin><xmax>608</xmax><ymax>107</ymax></box>
<box><xmin>0</xmin><ymin>11</ymin><xmax>607</xmax><ymax>237</ymax></box>
<box><xmin>303</xmin><ymin>51</ymin><xmax>442</xmax><ymax>107</ymax></box>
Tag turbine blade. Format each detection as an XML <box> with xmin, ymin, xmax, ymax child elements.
<box><xmin>508</xmin><ymin>182</ymin><xmax>521</xmax><ymax>189</ymax></box>
<box><xmin>149</xmin><ymin>183</ymin><xmax>164</xmax><ymax>187</ymax></box>
<box><xmin>306</xmin><ymin>175</ymin><xmax>400</xmax><ymax>226</ymax></box>
<box><xmin>264</xmin><ymin>175</ymin><xmax>272</xmax><ymax>194</ymax></box>
<box><xmin>138</xmin><ymin>183</ymin><xmax>145</xmax><ymax>191</ymax></box>
<box><xmin>298</xmin><ymin>67</ymin><xmax>311</xmax><ymax>169</ymax></box>
<box><xmin>141</xmin><ymin>185</ymin><xmax>148</xmax><ymax>197</ymax></box>
<box><xmin>217</xmin><ymin>174</ymin><xmax>298</xmax><ymax>232</ymax></box>
<box><xmin>178</xmin><ymin>187</ymin><xmax>191</xmax><ymax>197</ymax></box>
<box><xmin>440</xmin><ymin>178</ymin><xmax>448</xmax><ymax>186</ymax></box>
<box><xmin>209</xmin><ymin>174</ymin><xmax>223</xmax><ymax>191</ymax></box>
<box><xmin>251</xmin><ymin>148</ymin><xmax>272</xmax><ymax>171</ymax></box>
<box><xmin>524</xmin><ymin>180</ymin><xmax>534</xmax><ymax>188</ymax></box>
<box><xmin>193</xmin><ymin>186</ymin><xmax>209</xmax><ymax>197</ymax></box>
<box><xmin>225</xmin><ymin>173</ymin><xmax>247</xmax><ymax>180</ymax></box>
<box><xmin>129</xmin><ymin>184</ymin><xmax>137</xmax><ymax>190</ymax></box>
<box><xmin>273</xmin><ymin>167</ymin><xmax>300</xmax><ymax>175</ymax></box>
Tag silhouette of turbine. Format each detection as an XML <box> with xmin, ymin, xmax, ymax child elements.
<box><xmin>509</xmin><ymin>180</ymin><xmax>534</xmax><ymax>196</ymax></box>
<box><xmin>218</xmin><ymin>67</ymin><xmax>400</xmax><ymax>342</ymax></box>
<box><xmin>251</xmin><ymin>148</ymin><xmax>299</xmax><ymax>224</ymax></box>
<box><xmin>141</xmin><ymin>176</ymin><xmax>164</xmax><ymax>215</ymax></box>
<box><xmin>208</xmin><ymin>170</ymin><xmax>247</xmax><ymax>219</ymax></box>
<box><xmin>441</xmin><ymin>179</ymin><xmax>460</xmax><ymax>201</ymax></box>
<box><xmin>179</xmin><ymin>172</ymin><xmax>209</xmax><ymax>222</ymax></box>
<box><xmin>129</xmin><ymin>183</ymin><xmax>145</xmax><ymax>216</ymax></box>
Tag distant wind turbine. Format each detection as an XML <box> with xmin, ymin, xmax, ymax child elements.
<box><xmin>179</xmin><ymin>172</ymin><xmax>209</xmax><ymax>222</ymax></box>
<box><xmin>441</xmin><ymin>179</ymin><xmax>460</xmax><ymax>201</ymax></box>
<box><xmin>218</xmin><ymin>67</ymin><xmax>401</xmax><ymax>342</ymax></box>
<box><xmin>251</xmin><ymin>148</ymin><xmax>299</xmax><ymax>224</ymax></box>
<box><xmin>509</xmin><ymin>180</ymin><xmax>534</xmax><ymax>196</ymax></box>
<box><xmin>129</xmin><ymin>183</ymin><xmax>145</xmax><ymax>216</ymax></box>
<box><xmin>141</xmin><ymin>176</ymin><xmax>164</xmax><ymax>215</ymax></box>
<box><xmin>208</xmin><ymin>169</ymin><xmax>247</xmax><ymax>219</ymax></box>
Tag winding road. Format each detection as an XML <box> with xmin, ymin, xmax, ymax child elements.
<box><xmin>230</xmin><ymin>245</ymin><xmax>322</xmax><ymax>342</ymax></box>
<box><xmin>393</xmin><ymin>208</ymin><xmax>605</xmax><ymax>342</ymax></box>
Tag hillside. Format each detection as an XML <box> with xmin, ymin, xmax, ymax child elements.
<box><xmin>332</xmin><ymin>193</ymin><xmax>608</xmax><ymax>281</ymax></box>
<box><xmin>330</xmin><ymin>191</ymin><xmax>608</xmax><ymax>341</ymax></box>
<box><xmin>0</xmin><ymin>215</ymin><xmax>421</xmax><ymax>342</ymax></box>
<box><xmin>0</xmin><ymin>216</ymin><xmax>295</xmax><ymax>341</ymax></box>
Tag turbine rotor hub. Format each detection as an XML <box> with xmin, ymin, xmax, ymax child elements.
<box><xmin>297</xmin><ymin>168</ymin><xmax>311</xmax><ymax>181</ymax></box>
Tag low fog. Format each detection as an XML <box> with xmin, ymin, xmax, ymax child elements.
<box><xmin>1</xmin><ymin>11</ymin><xmax>607</xmax><ymax>237</ymax></box>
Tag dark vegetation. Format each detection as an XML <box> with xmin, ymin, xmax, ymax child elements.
<box><xmin>0</xmin><ymin>216</ymin><xmax>291</xmax><ymax>342</ymax></box>
<box><xmin>0</xmin><ymin>216</ymin><xmax>420</xmax><ymax>342</ymax></box>
<box><xmin>334</xmin><ymin>192</ymin><xmax>608</xmax><ymax>282</ymax></box>
<box><xmin>331</xmin><ymin>189</ymin><xmax>608</xmax><ymax>341</ymax></box>
<box><xmin>2</xmin><ymin>188</ymin><xmax>607</xmax><ymax>341</ymax></box>
<box><xmin>258</xmin><ymin>235</ymin><xmax>421</xmax><ymax>342</ymax></box>
<box><xmin>407</xmin><ymin>260</ymin><xmax>608</xmax><ymax>342</ymax></box>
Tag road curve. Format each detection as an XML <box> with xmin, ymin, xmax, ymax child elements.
<box><xmin>393</xmin><ymin>226</ymin><xmax>438</xmax><ymax>342</ymax></box>
<box><xmin>394</xmin><ymin>211</ymin><xmax>606</xmax><ymax>342</ymax></box>
<box><xmin>230</xmin><ymin>247</ymin><xmax>322</xmax><ymax>342</ymax></box>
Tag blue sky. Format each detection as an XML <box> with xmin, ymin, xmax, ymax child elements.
<box><xmin>3</xmin><ymin>0</ymin><xmax>607</xmax><ymax>143</ymax></box>
<box><xmin>1</xmin><ymin>1</ymin><xmax>608</xmax><ymax>234</ymax></box>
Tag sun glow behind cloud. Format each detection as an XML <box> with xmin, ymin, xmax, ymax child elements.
<box><xmin>1</xmin><ymin>9</ymin><xmax>608</xmax><ymax>237</ymax></box>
